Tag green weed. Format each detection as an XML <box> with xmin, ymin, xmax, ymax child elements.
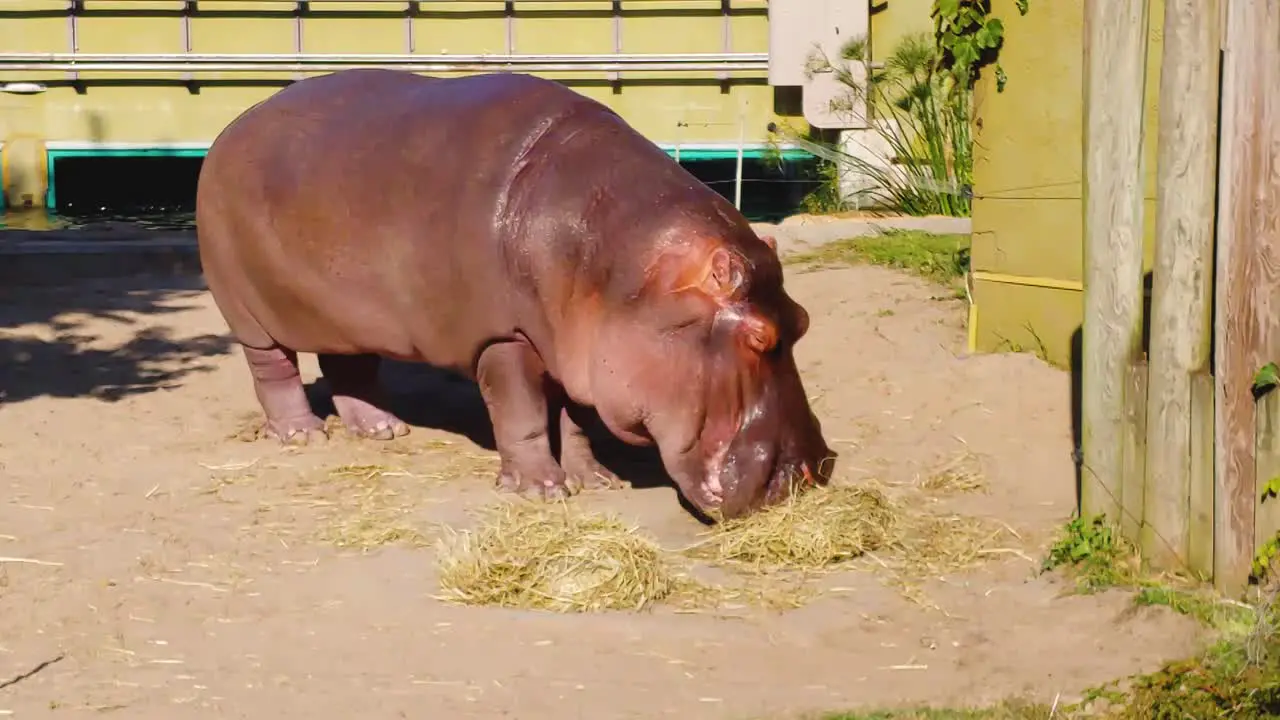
<box><xmin>786</xmin><ymin>230</ymin><xmax>971</xmax><ymax>295</ymax></box>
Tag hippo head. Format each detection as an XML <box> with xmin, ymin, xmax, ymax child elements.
<box><xmin>586</xmin><ymin>228</ymin><xmax>836</xmax><ymax>520</ymax></box>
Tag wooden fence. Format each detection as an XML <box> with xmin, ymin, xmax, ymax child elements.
<box><xmin>1081</xmin><ymin>0</ymin><xmax>1280</xmax><ymax>594</ymax></box>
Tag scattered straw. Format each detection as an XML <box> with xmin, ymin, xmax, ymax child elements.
<box><xmin>682</xmin><ymin>484</ymin><xmax>898</xmax><ymax>572</ymax></box>
<box><xmin>890</xmin><ymin>512</ymin><xmax>1013</xmax><ymax>577</ymax></box>
<box><xmin>305</xmin><ymin>464</ymin><xmax>434</xmax><ymax>549</ymax></box>
<box><xmin>436</xmin><ymin>501</ymin><xmax>700</xmax><ymax>613</ymax></box>
<box><xmin>919</xmin><ymin>451</ymin><xmax>987</xmax><ymax>494</ymax></box>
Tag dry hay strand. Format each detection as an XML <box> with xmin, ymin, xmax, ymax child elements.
<box><xmin>302</xmin><ymin>463</ymin><xmax>434</xmax><ymax>549</ymax></box>
<box><xmin>682</xmin><ymin>483</ymin><xmax>898</xmax><ymax>573</ymax></box>
<box><xmin>681</xmin><ymin>480</ymin><xmax>1017</xmax><ymax>588</ymax></box>
<box><xmin>436</xmin><ymin>500</ymin><xmax>705</xmax><ymax>613</ymax></box>
<box><xmin>918</xmin><ymin>450</ymin><xmax>988</xmax><ymax>495</ymax></box>
<box><xmin>888</xmin><ymin>511</ymin><xmax>1014</xmax><ymax>578</ymax></box>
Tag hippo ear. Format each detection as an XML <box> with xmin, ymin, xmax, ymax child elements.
<box><xmin>759</xmin><ymin>235</ymin><xmax>778</xmax><ymax>254</ymax></box>
<box><xmin>702</xmin><ymin>246</ymin><xmax>747</xmax><ymax>300</ymax></box>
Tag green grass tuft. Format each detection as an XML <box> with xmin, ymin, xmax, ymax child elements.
<box><xmin>786</xmin><ymin>230</ymin><xmax>971</xmax><ymax>295</ymax></box>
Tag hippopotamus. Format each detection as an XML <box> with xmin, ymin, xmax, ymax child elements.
<box><xmin>196</xmin><ymin>68</ymin><xmax>834</xmax><ymax>519</ymax></box>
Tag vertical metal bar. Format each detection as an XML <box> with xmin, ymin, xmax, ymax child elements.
<box><xmin>293</xmin><ymin>0</ymin><xmax>307</xmax><ymax>81</ymax></box>
<box><xmin>66</xmin><ymin>0</ymin><xmax>81</xmax><ymax>82</ymax></box>
<box><xmin>181</xmin><ymin>0</ymin><xmax>195</xmax><ymax>82</ymax></box>
<box><xmin>505</xmin><ymin>0</ymin><xmax>515</xmax><ymax>56</ymax></box>
<box><xmin>718</xmin><ymin>0</ymin><xmax>730</xmax><ymax>82</ymax></box>
<box><xmin>609</xmin><ymin>0</ymin><xmax>621</xmax><ymax>82</ymax></box>
<box><xmin>405</xmin><ymin>1</ymin><xmax>418</xmax><ymax>54</ymax></box>
<box><xmin>733</xmin><ymin>113</ymin><xmax>744</xmax><ymax>209</ymax></box>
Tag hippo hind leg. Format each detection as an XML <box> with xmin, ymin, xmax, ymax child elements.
<box><xmin>244</xmin><ymin>344</ymin><xmax>328</xmax><ymax>445</ymax></box>
<box><xmin>318</xmin><ymin>353</ymin><xmax>410</xmax><ymax>440</ymax></box>
<box><xmin>475</xmin><ymin>340</ymin><xmax>577</xmax><ymax>500</ymax></box>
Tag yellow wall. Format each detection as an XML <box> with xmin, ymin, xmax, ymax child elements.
<box><xmin>0</xmin><ymin>0</ymin><xmax>803</xmax><ymax>206</ymax></box>
<box><xmin>869</xmin><ymin>0</ymin><xmax>935</xmax><ymax>62</ymax></box>
<box><xmin>969</xmin><ymin>0</ymin><xmax>1165</xmax><ymax>368</ymax></box>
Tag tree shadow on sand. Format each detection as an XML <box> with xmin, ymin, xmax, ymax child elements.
<box><xmin>0</xmin><ymin>274</ymin><xmax>234</xmax><ymax>405</ymax></box>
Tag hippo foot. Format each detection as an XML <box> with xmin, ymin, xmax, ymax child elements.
<box><xmin>561</xmin><ymin>453</ymin><xmax>622</xmax><ymax>491</ymax></box>
<box><xmin>332</xmin><ymin>396</ymin><xmax>410</xmax><ymax>441</ymax></box>
<box><xmin>495</xmin><ymin>457</ymin><xmax>579</xmax><ymax>501</ymax></box>
<box><xmin>264</xmin><ymin>414</ymin><xmax>329</xmax><ymax>446</ymax></box>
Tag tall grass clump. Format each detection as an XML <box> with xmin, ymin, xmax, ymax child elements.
<box><xmin>774</xmin><ymin>32</ymin><xmax>974</xmax><ymax>218</ymax></box>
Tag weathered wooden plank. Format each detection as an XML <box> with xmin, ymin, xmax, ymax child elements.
<box><xmin>1255</xmin><ymin>391</ymin><xmax>1280</xmax><ymax>581</ymax></box>
<box><xmin>1081</xmin><ymin>0</ymin><xmax>1152</xmax><ymax>523</ymax></box>
<box><xmin>1123</xmin><ymin>362</ymin><xmax>1149</xmax><ymax>542</ymax></box>
<box><xmin>1213</xmin><ymin>0</ymin><xmax>1280</xmax><ymax>595</ymax></box>
<box><xmin>1143</xmin><ymin>0</ymin><xmax>1221</xmax><ymax>571</ymax></box>
<box><xmin>1189</xmin><ymin>372</ymin><xmax>1215</xmax><ymax>579</ymax></box>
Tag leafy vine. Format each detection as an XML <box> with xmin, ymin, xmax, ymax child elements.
<box><xmin>930</xmin><ymin>0</ymin><xmax>1029</xmax><ymax>92</ymax></box>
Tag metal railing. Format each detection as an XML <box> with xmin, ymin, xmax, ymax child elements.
<box><xmin>0</xmin><ymin>0</ymin><xmax>768</xmax><ymax>80</ymax></box>
<box><xmin>0</xmin><ymin>52</ymin><xmax>769</xmax><ymax>74</ymax></box>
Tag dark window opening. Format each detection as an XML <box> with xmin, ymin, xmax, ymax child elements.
<box><xmin>51</xmin><ymin>155</ymin><xmax>203</xmax><ymax>226</ymax></box>
<box><xmin>679</xmin><ymin>156</ymin><xmax>826</xmax><ymax>223</ymax></box>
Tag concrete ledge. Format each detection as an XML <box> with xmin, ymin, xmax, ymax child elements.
<box><xmin>0</xmin><ymin>214</ymin><xmax>973</xmax><ymax>286</ymax></box>
<box><xmin>0</xmin><ymin>232</ymin><xmax>201</xmax><ymax>285</ymax></box>
<box><xmin>749</xmin><ymin>214</ymin><xmax>972</xmax><ymax>256</ymax></box>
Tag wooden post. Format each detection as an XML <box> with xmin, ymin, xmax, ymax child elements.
<box><xmin>1213</xmin><ymin>0</ymin><xmax>1280</xmax><ymax>594</ymax></box>
<box><xmin>1142</xmin><ymin>0</ymin><xmax>1221</xmax><ymax>570</ymax></box>
<box><xmin>1081</xmin><ymin>0</ymin><xmax>1152</xmax><ymax>528</ymax></box>
<box><xmin>1189</xmin><ymin>372</ymin><xmax>1216</xmax><ymax>578</ymax></box>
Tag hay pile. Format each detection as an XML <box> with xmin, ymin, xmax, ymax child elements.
<box><xmin>432</xmin><ymin>456</ymin><xmax>1017</xmax><ymax>613</ymax></box>
<box><xmin>682</xmin><ymin>473</ymin><xmax>1014</xmax><ymax>588</ymax></box>
<box><xmin>436</xmin><ymin>501</ymin><xmax>695</xmax><ymax>613</ymax></box>
<box><xmin>683</xmin><ymin>484</ymin><xmax>898</xmax><ymax>572</ymax></box>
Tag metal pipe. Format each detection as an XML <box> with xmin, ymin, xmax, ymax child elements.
<box><xmin>0</xmin><ymin>61</ymin><xmax>767</xmax><ymax>73</ymax></box>
<box><xmin>0</xmin><ymin>52</ymin><xmax>765</xmax><ymax>63</ymax></box>
<box><xmin>0</xmin><ymin>0</ymin><xmax>730</xmax><ymax>4</ymax></box>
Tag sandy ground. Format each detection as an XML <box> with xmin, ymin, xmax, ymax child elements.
<box><xmin>0</xmin><ymin>263</ymin><xmax>1201</xmax><ymax>719</ymax></box>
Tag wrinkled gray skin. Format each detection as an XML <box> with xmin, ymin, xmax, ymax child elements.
<box><xmin>196</xmin><ymin>68</ymin><xmax>835</xmax><ymax>519</ymax></box>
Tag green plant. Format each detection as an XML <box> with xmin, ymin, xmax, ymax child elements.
<box><xmin>1253</xmin><ymin>361</ymin><xmax>1280</xmax><ymax>583</ymax></box>
<box><xmin>1042</xmin><ymin>514</ymin><xmax>1141</xmax><ymax>592</ymax></box>
<box><xmin>1254</xmin><ymin>361</ymin><xmax>1279</xmax><ymax>398</ymax></box>
<box><xmin>931</xmin><ymin>0</ymin><xmax>1030</xmax><ymax>93</ymax></box>
<box><xmin>783</xmin><ymin>33</ymin><xmax>974</xmax><ymax>217</ymax></box>
<box><xmin>785</xmin><ymin>230</ymin><xmax>971</xmax><ymax>293</ymax></box>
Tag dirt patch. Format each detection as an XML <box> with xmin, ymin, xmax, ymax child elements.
<box><xmin>0</xmin><ymin>264</ymin><xmax>1201</xmax><ymax>719</ymax></box>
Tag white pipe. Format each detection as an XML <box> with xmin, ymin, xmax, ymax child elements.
<box><xmin>0</xmin><ymin>0</ymin><xmax>731</xmax><ymax>3</ymax></box>
<box><xmin>0</xmin><ymin>52</ymin><xmax>766</xmax><ymax>64</ymax></box>
<box><xmin>0</xmin><ymin>62</ymin><xmax>766</xmax><ymax>73</ymax></box>
<box><xmin>733</xmin><ymin>113</ymin><xmax>745</xmax><ymax>209</ymax></box>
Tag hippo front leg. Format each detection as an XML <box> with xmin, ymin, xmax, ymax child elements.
<box><xmin>475</xmin><ymin>340</ymin><xmax>578</xmax><ymax>500</ymax></box>
<box><xmin>559</xmin><ymin>407</ymin><xmax>622</xmax><ymax>490</ymax></box>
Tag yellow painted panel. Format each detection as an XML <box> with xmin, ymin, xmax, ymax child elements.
<box><xmin>303</xmin><ymin>4</ymin><xmax>406</xmax><ymax>54</ymax></box>
<box><xmin>972</xmin><ymin>199</ymin><xmax>1084</xmax><ymax>282</ymax></box>
<box><xmin>603</xmin><ymin>80</ymin><xmax>772</xmax><ymax>144</ymax></box>
<box><xmin>73</xmin><ymin>1</ymin><xmax>187</xmax><ymax>81</ymax></box>
<box><xmin>969</xmin><ymin>0</ymin><xmax>1167</xmax><ymax>358</ymax></box>
<box><xmin>18</xmin><ymin>84</ymin><xmax>277</xmax><ymax>142</ymax></box>
<box><xmin>972</xmin><ymin>277</ymin><xmax>1082</xmax><ymax>370</ymax></box>
<box><xmin>190</xmin><ymin>2</ymin><xmax>294</xmax><ymax>53</ymax></box>
<box><xmin>412</xmin><ymin>3</ymin><xmax>507</xmax><ymax>55</ymax></box>
<box><xmin>78</xmin><ymin>1</ymin><xmax>186</xmax><ymax>52</ymax></box>
<box><xmin>0</xmin><ymin>0</ymin><xmax>64</xmax><ymax>83</ymax></box>
<box><xmin>868</xmin><ymin>0</ymin><xmax>933</xmax><ymax>61</ymax></box>
<box><xmin>622</xmin><ymin>0</ymin><xmax>722</xmax><ymax>54</ymax></box>
<box><xmin>727</xmin><ymin>1</ymin><xmax>768</xmax><ymax>53</ymax></box>
<box><xmin>515</xmin><ymin>2</ymin><xmax>613</xmax><ymax>55</ymax></box>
